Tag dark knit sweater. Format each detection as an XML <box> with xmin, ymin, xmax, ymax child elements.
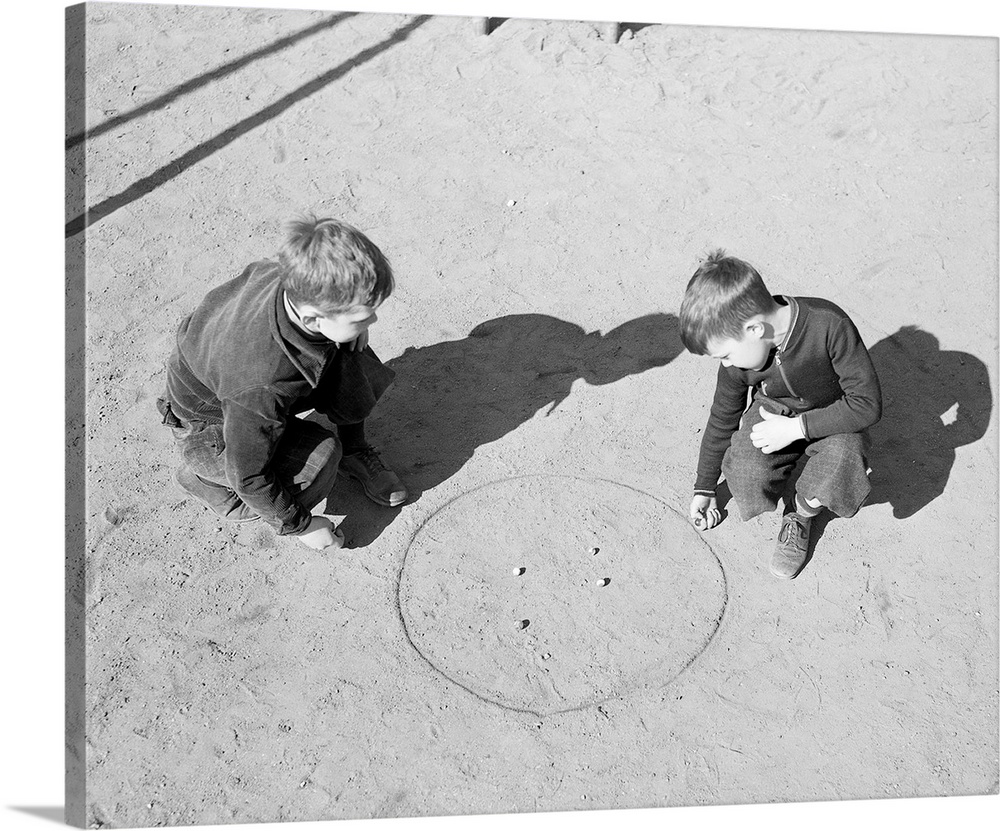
<box><xmin>163</xmin><ymin>261</ymin><xmax>394</xmax><ymax>534</ymax></box>
<box><xmin>694</xmin><ymin>295</ymin><xmax>882</xmax><ymax>495</ymax></box>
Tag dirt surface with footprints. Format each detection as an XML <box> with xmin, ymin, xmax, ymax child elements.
<box><xmin>69</xmin><ymin>4</ymin><xmax>997</xmax><ymax>826</ymax></box>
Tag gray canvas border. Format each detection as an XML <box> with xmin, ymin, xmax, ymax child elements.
<box><xmin>66</xmin><ymin>4</ymin><xmax>87</xmax><ymax>828</ymax></box>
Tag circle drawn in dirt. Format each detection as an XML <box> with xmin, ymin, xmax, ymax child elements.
<box><xmin>398</xmin><ymin>475</ymin><xmax>728</xmax><ymax>715</ymax></box>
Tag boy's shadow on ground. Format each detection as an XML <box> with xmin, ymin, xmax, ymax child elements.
<box><xmin>330</xmin><ymin>312</ymin><xmax>683</xmax><ymax>547</ymax></box>
<box><xmin>864</xmin><ymin>325</ymin><xmax>991</xmax><ymax>519</ymax></box>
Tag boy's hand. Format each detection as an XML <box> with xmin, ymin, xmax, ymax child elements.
<box><xmin>689</xmin><ymin>494</ymin><xmax>721</xmax><ymax>531</ymax></box>
<box><xmin>345</xmin><ymin>330</ymin><xmax>369</xmax><ymax>352</ymax></box>
<box><xmin>750</xmin><ymin>407</ymin><xmax>804</xmax><ymax>454</ymax></box>
<box><xmin>296</xmin><ymin>516</ymin><xmax>346</xmax><ymax>550</ymax></box>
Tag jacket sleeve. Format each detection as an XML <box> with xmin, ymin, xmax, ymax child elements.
<box><xmin>799</xmin><ymin>317</ymin><xmax>882</xmax><ymax>440</ymax></box>
<box><xmin>695</xmin><ymin>364</ymin><xmax>750</xmax><ymax>494</ymax></box>
<box><xmin>220</xmin><ymin>391</ymin><xmax>314</xmax><ymax>535</ymax></box>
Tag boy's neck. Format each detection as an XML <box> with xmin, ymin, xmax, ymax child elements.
<box><xmin>763</xmin><ymin>298</ymin><xmax>793</xmax><ymax>348</ymax></box>
<box><xmin>283</xmin><ymin>292</ymin><xmax>306</xmax><ymax>330</ymax></box>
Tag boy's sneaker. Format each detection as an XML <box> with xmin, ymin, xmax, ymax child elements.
<box><xmin>339</xmin><ymin>445</ymin><xmax>408</xmax><ymax>507</ymax></box>
<box><xmin>770</xmin><ymin>512</ymin><xmax>812</xmax><ymax>579</ymax></box>
<box><xmin>176</xmin><ymin>465</ymin><xmax>260</xmax><ymax>523</ymax></box>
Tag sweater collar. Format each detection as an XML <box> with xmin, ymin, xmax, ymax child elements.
<box><xmin>776</xmin><ymin>295</ymin><xmax>801</xmax><ymax>354</ymax></box>
<box><xmin>269</xmin><ymin>280</ymin><xmax>338</xmax><ymax>388</ymax></box>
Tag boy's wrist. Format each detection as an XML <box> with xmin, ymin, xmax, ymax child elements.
<box><xmin>793</xmin><ymin>415</ymin><xmax>807</xmax><ymax>441</ymax></box>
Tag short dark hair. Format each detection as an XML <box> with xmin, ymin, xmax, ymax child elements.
<box><xmin>679</xmin><ymin>249</ymin><xmax>774</xmax><ymax>355</ymax></box>
<box><xmin>278</xmin><ymin>216</ymin><xmax>394</xmax><ymax>313</ymax></box>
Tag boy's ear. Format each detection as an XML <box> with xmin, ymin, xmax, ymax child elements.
<box><xmin>299</xmin><ymin>312</ymin><xmax>322</xmax><ymax>332</ymax></box>
<box><xmin>744</xmin><ymin>319</ymin><xmax>765</xmax><ymax>339</ymax></box>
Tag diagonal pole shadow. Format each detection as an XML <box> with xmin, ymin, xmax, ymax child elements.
<box><xmin>66</xmin><ymin>15</ymin><xmax>431</xmax><ymax>237</ymax></box>
<box><xmin>65</xmin><ymin>12</ymin><xmax>357</xmax><ymax>150</ymax></box>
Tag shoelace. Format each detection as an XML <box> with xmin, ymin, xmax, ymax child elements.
<box><xmin>350</xmin><ymin>445</ymin><xmax>386</xmax><ymax>476</ymax></box>
<box><xmin>779</xmin><ymin>515</ymin><xmax>807</xmax><ymax>543</ymax></box>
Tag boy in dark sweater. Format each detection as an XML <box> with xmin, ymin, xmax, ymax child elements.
<box><xmin>679</xmin><ymin>250</ymin><xmax>881</xmax><ymax>578</ymax></box>
<box><xmin>157</xmin><ymin>217</ymin><xmax>408</xmax><ymax>551</ymax></box>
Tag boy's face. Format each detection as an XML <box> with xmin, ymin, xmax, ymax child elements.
<box><xmin>705</xmin><ymin>325</ymin><xmax>771</xmax><ymax>371</ymax></box>
<box><xmin>302</xmin><ymin>303</ymin><xmax>380</xmax><ymax>344</ymax></box>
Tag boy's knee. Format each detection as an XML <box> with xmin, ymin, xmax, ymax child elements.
<box><xmin>829</xmin><ymin>432</ymin><xmax>864</xmax><ymax>451</ymax></box>
<box><xmin>809</xmin><ymin>431</ymin><xmax>866</xmax><ymax>461</ymax></box>
<box><xmin>726</xmin><ymin>426</ymin><xmax>757</xmax><ymax>461</ymax></box>
<box><xmin>306</xmin><ymin>434</ymin><xmax>343</xmax><ymax>490</ymax></box>
<box><xmin>314</xmin><ymin>432</ymin><xmax>343</xmax><ymax>469</ymax></box>
<box><xmin>274</xmin><ymin>421</ymin><xmax>342</xmax><ymax>491</ymax></box>
<box><xmin>284</xmin><ymin>431</ymin><xmax>341</xmax><ymax>510</ymax></box>
<box><xmin>723</xmin><ymin>426</ymin><xmax>768</xmax><ymax>476</ymax></box>
<box><xmin>320</xmin><ymin>441</ymin><xmax>342</xmax><ymax>481</ymax></box>
<box><xmin>722</xmin><ymin>449</ymin><xmax>773</xmax><ymax>494</ymax></box>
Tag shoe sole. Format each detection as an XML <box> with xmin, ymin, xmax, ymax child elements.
<box><xmin>769</xmin><ymin>564</ymin><xmax>803</xmax><ymax>580</ymax></box>
<box><xmin>769</xmin><ymin>550</ymin><xmax>807</xmax><ymax>579</ymax></box>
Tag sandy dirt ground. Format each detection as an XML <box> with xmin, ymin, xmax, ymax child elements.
<box><xmin>67</xmin><ymin>3</ymin><xmax>998</xmax><ymax>827</ymax></box>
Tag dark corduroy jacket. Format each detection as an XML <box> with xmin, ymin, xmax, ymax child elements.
<box><xmin>694</xmin><ymin>295</ymin><xmax>882</xmax><ymax>495</ymax></box>
<box><xmin>162</xmin><ymin>260</ymin><xmax>394</xmax><ymax>534</ymax></box>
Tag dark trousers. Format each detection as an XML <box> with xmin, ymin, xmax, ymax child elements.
<box><xmin>721</xmin><ymin>398</ymin><xmax>871</xmax><ymax>521</ymax></box>
<box><xmin>167</xmin><ymin>412</ymin><xmax>341</xmax><ymax>521</ymax></box>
